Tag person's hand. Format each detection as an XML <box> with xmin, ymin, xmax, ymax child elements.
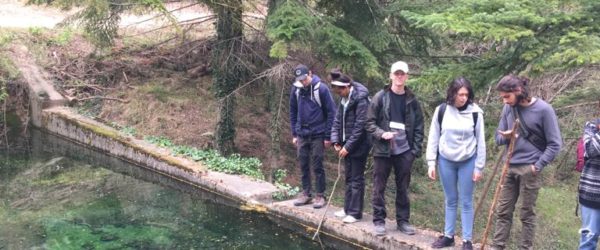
<box><xmin>473</xmin><ymin>171</ymin><xmax>483</xmax><ymax>182</ymax></box>
<box><xmin>338</xmin><ymin>147</ymin><xmax>349</xmax><ymax>158</ymax></box>
<box><xmin>531</xmin><ymin>165</ymin><xmax>538</xmax><ymax>175</ymax></box>
<box><xmin>324</xmin><ymin>140</ymin><xmax>332</xmax><ymax>148</ymax></box>
<box><xmin>334</xmin><ymin>144</ymin><xmax>342</xmax><ymax>151</ymax></box>
<box><xmin>427</xmin><ymin>166</ymin><xmax>436</xmax><ymax>180</ymax></box>
<box><xmin>497</xmin><ymin>130</ymin><xmax>516</xmax><ymax>139</ymax></box>
<box><xmin>381</xmin><ymin>132</ymin><xmax>397</xmax><ymax>140</ymax></box>
<box><xmin>292</xmin><ymin>137</ymin><xmax>298</xmax><ymax>145</ymax></box>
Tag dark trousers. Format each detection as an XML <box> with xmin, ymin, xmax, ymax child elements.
<box><xmin>492</xmin><ymin>164</ymin><xmax>542</xmax><ymax>250</ymax></box>
<box><xmin>297</xmin><ymin>137</ymin><xmax>325</xmax><ymax>196</ymax></box>
<box><xmin>372</xmin><ymin>151</ymin><xmax>415</xmax><ymax>225</ymax></box>
<box><xmin>344</xmin><ymin>154</ymin><xmax>368</xmax><ymax>219</ymax></box>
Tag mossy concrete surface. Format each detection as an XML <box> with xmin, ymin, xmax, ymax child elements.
<box><xmin>41</xmin><ymin>107</ymin><xmax>278</xmax><ymax>205</ymax></box>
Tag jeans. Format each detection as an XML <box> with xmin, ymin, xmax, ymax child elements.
<box><xmin>297</xmin><ymin>136</ymin><xmax>326</xmax><ymax>196</ymax></box>
<box><xmin>492</xmin><ymin>164</ymin><xmax>542</xmax><ymax>250</ymax></box>
<box><xmin>579</xmin><ymin>204</ymin><xmax>600</xmax><ymax>250</ymax></box>
<box><xmin>343</xmin><ymin>154</ymin><xmax>367</xmax><ymax>219</ymax></box>
<box><xmin>372</xmin><ymin>150</ymin><xmax>415</xmax><ymax>225</ymax></box>
<box><xmin>438</xmin><ymin>155</ymin><xmax>476</xmax><ymax>241</ymax></box>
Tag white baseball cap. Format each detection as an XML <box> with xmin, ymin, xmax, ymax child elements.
<box><xmin>390</xmin><ymin>61</ymin><xmax>409</xmax><ymax>74</ymax></box>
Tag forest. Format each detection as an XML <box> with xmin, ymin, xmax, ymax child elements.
<box><xmin>1</xmin><ymin>0</ymin><xmax>599</xmax><ymax>249</ymax></box>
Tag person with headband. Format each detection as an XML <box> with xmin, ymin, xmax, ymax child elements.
<box><xmin>491</xmin><ymin>74</ymin><xmax>562</xmax><ymax>250</ymax></box>
<box><xmin>329</xmin><ymin>70</ymin><xmax>372</xmax><ymax>224</ymax></box>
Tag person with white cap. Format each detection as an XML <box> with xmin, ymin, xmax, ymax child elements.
<box><xmin>329</xmin><ymin>70</ymin><xmax>372</xmax><ymax>224</ymax></box>
<box><xmin>289</xmin><ymin>64</ymin><xmax>337</xmax><ymax>209</ymax></box>
<box><xmin>366</xmin><ymin>61</ymin><xmax>424</xmax><ymax>236</ymax></box>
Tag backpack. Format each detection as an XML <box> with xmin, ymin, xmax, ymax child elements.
<box><xmin>575</xmin><ymin>136</ymin><xmax>587</xmax><ymax>172</ymax></box>
<box><xmin>295</xmin><ymin>81</ymin><xmax>322</xmax><ymax>107</ymax></box>
<box><xmin>437</xmin><ymin>103</ymin><xmax>478</xmax><ymax>135</ymax></box>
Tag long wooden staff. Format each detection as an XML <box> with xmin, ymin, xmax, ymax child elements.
<box><xmin>474</xmin><ymin>147</ymin><xmax>506</xmax><ymax>219</ymax></box>
<box><xmin>480</xmin><ymin>119</ymin><xmax>520</xmax><ymax>250</ymax></box>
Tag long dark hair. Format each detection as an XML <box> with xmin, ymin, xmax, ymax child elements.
<box><xmin>496</xmin><ymin>74</ymin><xmax>531</xmax><ymax>102</ymax></box>
<box><xmin>446</xmin><ymin>76</ymin><xmax>474</xmax><ymax>105</ymax></box>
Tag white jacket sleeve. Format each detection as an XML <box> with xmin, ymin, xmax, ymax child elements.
<box><xmin>426</xmin><ymin>106</ymin><xmax>441</xmax><ymax>168</ymax></box>
<box><xmin>474</xmin><ymin>111</ymin><xmax>487</xmax><ymax>172</ymax></box>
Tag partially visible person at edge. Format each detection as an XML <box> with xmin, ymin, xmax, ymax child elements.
<box><xmin>329</xmin><ymin>69</ymin><xmax>372</xmax><ymax>224</ymax></box>
<box><xmin>289</xmin><ymin>64</ymin><xmax>337</xmax><ymax>209</ymax></box>
<box><xmin>425</xmin><ymin>77</ymin><xmax>486</xmax><ymax>250</ymax></box>
<box><xmin>578</xmin><ymin>112</ymin><xmax>600</xmax><ymax>250</ymax></box>
<box><xmin>365</xmin><ymin>61</ymin><xmax>424</xmax><ymax>236</ymax></box>
<box><xmin>492</xmin><ymin>74</ymin><xmax>562</xmax><ymax>250</ymax></box>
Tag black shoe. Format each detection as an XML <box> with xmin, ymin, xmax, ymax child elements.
<box><xmin>397</xmin><ymin>222</ymin><xmax>416</xmax><ymax>235</ymax></box>
<box><xmin>431</xmin><ymin>235</ymin><xmax>455</xmax><ymax>248</ymax></box>
<box><xmin>462</xmin><ymin>240</ymin><xmax>473</xmax><ymax>250</ymax></box>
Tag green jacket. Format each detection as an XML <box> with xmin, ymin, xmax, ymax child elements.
<box><xmin>366</xmin><ymin>86</ymin><xmax>424</xmax><ymax>158</ymax></box>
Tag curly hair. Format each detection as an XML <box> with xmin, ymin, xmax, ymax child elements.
<box><xmin>496</xmin><ymin>74</ymin><xmax>531</xmax><ymax>102</ymax></box>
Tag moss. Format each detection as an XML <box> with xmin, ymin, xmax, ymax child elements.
<box><xmin>43</xmin><ymin>219</ymin><xmax>173</xmax><ymax>249</ymax></box>
<box><xmin>49</xmin><ymin>111</ymin><xmax>206</xmax><ymax>174</ymax></box>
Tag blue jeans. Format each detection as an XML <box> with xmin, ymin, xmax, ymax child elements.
<box><xmin>580</xmin><ymin>204</ymin><xmax>600</xmax><ymax>250</ymax></box>
<box><xmin>438</xmin><ymin>155</ymin><xmax>476</xmax><ymax>241</ymax></box>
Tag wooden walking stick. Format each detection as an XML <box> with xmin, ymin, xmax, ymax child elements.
<box><xmin>480</xmin><ymin>119</ymin><xmax>520</xmax><ymax>250</ymax></box>
<box><xmin>312</xmin><ymin>156</ymin><xmax>343</xmax><ymax>241</ymax></box>
<box><xmin>474</xmin><ymin>147</ymin><xmax>506</xmax><ymax>219</ymax></box>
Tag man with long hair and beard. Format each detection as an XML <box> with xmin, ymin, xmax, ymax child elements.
<box><xmin>491</xmin><ymin>75</ymin><xmax>563</xmax><ymax>250</ymax></box>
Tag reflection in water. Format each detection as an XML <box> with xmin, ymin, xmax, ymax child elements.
<box><xmin>0</xmin><ymin>130</ymin><xmax>321</xmax><ymax>249</ymax></box>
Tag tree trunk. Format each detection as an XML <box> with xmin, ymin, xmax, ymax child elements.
<box><xmin>212</xmin><ymin>0</ymin><xmax>244</xmax><ymax>156</ymax></box>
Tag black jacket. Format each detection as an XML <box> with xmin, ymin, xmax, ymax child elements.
<box><xmin>366</xmin><ymin>85</ymin><xmax>424</xmax><ymax>158</ymax></box>
<box><xmin>331</xmin><ymin>82</ymin><xmax>372</xmax><ymax>157</ymax></box>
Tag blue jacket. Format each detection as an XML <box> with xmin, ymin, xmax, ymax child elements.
<box><xmin>331</xmin><ymin>82</ymin><xmax>372</xmax><ymax>157</ymax></box>
<box><xmin>290</xmin><ymin>75</ymin><xmax>337</xmax><ymax>139</ymax></box>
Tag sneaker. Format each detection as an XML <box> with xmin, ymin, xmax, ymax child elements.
<box><xmin>342</xmin><ymin>215</ymin><xmax>358</xmax><ymax>223</ymax></box>
<box><xmin>313</xmin><ymin>195</ymin><xmax>325</xmax><ymax>209</ymax></box>
<box><xmin>431</xmin><ymin>235</ymin><xmax>455</xmax><ymax>248</ymax></box>
<box><xmin>374</xmin><ymin>224</ymin><xmax>386</xmax><ymax>236</ymax></box>
<box><xmin>462</xmin><ymin>240</ymin><xmax>473</xmax><ymax>250</ymax></box>
<box><xmin>293</xmin><ymin>193</ymin><xmax>312</xmax><ymax>206</ymax></box>
<box><xmin>334</xmin><ymin>210</ymin><xmax>346</xmax><ymax>218</ymax></box>
<box><xmin>397</xmin><ymin>222</ymin><xmax>416</xmax><ymax>235</ymax></box>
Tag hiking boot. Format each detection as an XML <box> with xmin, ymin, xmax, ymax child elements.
<box><xmin>334</xmin><ymin>209</ymin><xmax>346</xmax><ymax>218</ymax></box>
<box><xmin>374</xmin><ymin>224</ymin><xmax>386</xmax><ymax>236</ymax></box>
<box><xmin>313</xmin><ymin>195</ymin><xmax>325</xmax><ymax>209</ymax></box>
<box><xmin>462</xmin><ymin>240</ymin><xmax>473</xmax><ymax>250</ymax></box>
<box><xmin>431</xmin><ymin>235</ymin><xmax>455</xmax><ymax>248</ymax></box>
<box><xmin>397</xmin><ymin>222</ymin><xmax>416</xmax><ymax>235</ymax></box>
<box><xmin>293</xmin><ymin>193</ymin><xmax>312</xmax><ymax>206</ymax></box>
<box><xmin>342</xmin><ymin>215</ymin><xmax>358</xmax><ymax>223</ymax></box>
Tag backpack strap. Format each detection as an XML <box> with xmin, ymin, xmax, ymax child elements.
<box><xmin>437</xmin><ymin>103</ymin><xmax>447</xmax><ymax>127</ymax></box>
<box><xmin>295</xmin><ymin>82</ymin><xmax>322</xmax><ymax>108</ymax></box>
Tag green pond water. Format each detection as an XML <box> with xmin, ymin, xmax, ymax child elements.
<box><xmin>0</xmin><ymin>130</ymin><xmax>323</xmax><ymax>249</ymax></box>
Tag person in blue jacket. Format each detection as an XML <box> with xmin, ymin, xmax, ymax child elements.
<box><xmin>329</xmin><ymin>70</ymin><xmax>372</xmax><ymax>223</ymax></box>
<box><xmin>289</xmin><ymin>64</ymin><xmax>337</xmax><ymax>209</ymax></box>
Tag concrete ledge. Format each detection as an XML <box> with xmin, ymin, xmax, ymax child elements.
<box><xmin>269</xmin><ymin>200</ymin><xmax>467</xmax><ymax>250</ymax></box>
<box><xmin>40</xmin><ymin>107</ymin><xmax>278</xmax><ymax>204</ymax></box>
<box><xmin>8</xmin><ymin>45</ymin><xmax>68</xmax><ymax>127</ymax></box>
